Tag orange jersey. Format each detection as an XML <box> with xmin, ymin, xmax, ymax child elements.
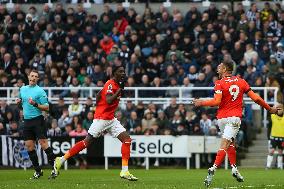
<box><xmin>94</xmin><ymin>79</ymin><xmax>121</xmax><ymax>120</ymax></box>
<box><xmin>214</xmin><ymin>76</ymin><xmax>251</xmax><ymax>119</ymax></box>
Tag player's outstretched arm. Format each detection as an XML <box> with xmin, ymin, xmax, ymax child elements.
<box><xmin>247</xmin><ymin>90</ymin><xmax>278</xmax><ymax>114</ymax></box>
<box><xmin>193</xmin><ymin>93</ymin><xmax>222</xmax><ymax>107</ymax></box>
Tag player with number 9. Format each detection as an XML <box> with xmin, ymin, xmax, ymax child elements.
<box><xmin>193</xmin><ymin>60</ymin><xmax>280</xmax><ymax>187</ymax></box>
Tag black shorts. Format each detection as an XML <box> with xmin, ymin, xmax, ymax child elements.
<box><xmin>23</xmin><ymin>115</ymin><xmax>47</xmax><ymax>141</ymax></box>
<box><xmin>270</xmin><ymin>137</ymin><xmax>284</xmax><ymax>150</ymax></box>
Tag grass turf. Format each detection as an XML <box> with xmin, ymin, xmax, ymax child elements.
<box><xmin>0</xmin><ymin>169</ymin><xmax>283</xmax><ymax>189</ymax></box>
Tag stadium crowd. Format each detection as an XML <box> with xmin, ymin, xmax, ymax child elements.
<box><xmin>0</xmin><ymin>2</ymin><xmax>283</xmax><ymax>151</ymax></box>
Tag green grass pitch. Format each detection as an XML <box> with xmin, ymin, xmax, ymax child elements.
<box><xmin>0</xmin><ymin>169</ymin><xmax>283</xmax><ymax>189</ymax></box>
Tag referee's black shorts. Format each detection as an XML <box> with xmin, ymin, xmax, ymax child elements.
<box><xmin>23</xmin><ymin>115</ymin><xmax>47</xmax><ymax>141</ymax></box>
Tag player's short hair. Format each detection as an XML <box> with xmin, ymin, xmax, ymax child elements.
<box><xmin>29</xmin><ymin>69</ymin><xmax>39</xmax><ymax>76</ymax></box>
<box><xmin>112</xmin><ymin>66</ymin><xmax>124</xmax><ymax>74</ymax></box>
<box><xmin>222</xmin><ymin>60</ymin><xmax>234</xmax><ymax>73</ymax></box>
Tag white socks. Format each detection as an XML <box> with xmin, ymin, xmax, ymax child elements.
<box><xmin>267</xmin><ymin>154</ymin><xmax>283</xmax><ymax>169</ymax></box>
<box><xmin>266</xmin><ymin>155</ymin><xmax>273</xmax><ymax>168</ymax></box>
<box><xmin>60</xmin><ymin>156</ymin><xmax>66</xmax><ymax>164</ymax></box>
<box><xmin>277</xmin><ymin>155</ymin><xmax>283</xmax><ymax>169</ymax></box>
<box><xmin>122</xmin><ymin>166</ymin><xmax>128</xmax><ymax>172</ymax></box>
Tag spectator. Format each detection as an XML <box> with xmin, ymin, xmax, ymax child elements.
<box><xmin>68</xmin><ymin>96</ymin><xmax>83</xmax><ymax>117</ymax></box>
<box><xmin>92</xmin><ymin>65</ymin><xmax>105</xmax><ymax>85</ymax></box>
<box><xmin>268</xmin><ymin>55</ymin><xmax>281</xmax><ymax>76</ymax></box>
<box><xmin>165</xmin><ymin>78</ymin><xmax>179</xmax><ymax>97</ymax></box>
<box><xmin>7</xmin><ymin>121</ymin><xmax>19</xmax><ymax>137</ymax></box>
<box><xmin>244</xmin><ymin>43</ymin><xmax>258</xmax><ymax>63</ymax></box>
<box><xmin>192</xmin><ymin>123</ymin><xmax>204</xmax><ymax>135</ymax></box>
<box><xmin>249</xmin><ymin>55</ymin><xmax>265</xmax><ymax>74</ymax></box>
<box><xmin>192</xmin><ymin>73</ymin><xmax>208</xmax><ymax>98</ymax></box>
<box><xmin>82</xmin><ymin>111</ymin><xmax>93</xmax><ymax>130</ymax></box>
<box><xmin>0</xmin><ymin>74</ymin><xmax>11</xmax><ymax>97</ymax></box>
<box><xmin>69</xmin><ymin>77</ymin><xmax>81</xmax><ymax>97</ymax></box>
<box><xmin>275</xmin><ymin>42</ymin><xmax>284</xmax><ymax>66</ymax></box>
<box><xmin>138</xmin><ymin>74</ymin><xmax>151</xmax><ymax>97</ymax></box>
<box><xmin>99</xmin><ymin>15</ymin><xmax>113</xmax><ymax>35</ymax></box>
<box><xmin>141</xmin><ymin>109</ymin><xmax>156</xmax><ymax>133</ymax></box>
<box><xmin>165</xmin><ymin>98</ymin><xmax>178</xmax><ymax>119</ymax></box>
<box><xmin>51</xmin><ymin>97</ymin><xmax>68</xmax><ymax>120</ymax></box>
<box><xmin>47</xmin><ymin>119</ymin><xmax>61</xmax><ymax>137</ymax></box>
<box><xmin>265</xmin><ymin>76</ymin><xmax>283</xmax><ymax>103</ymax></box>
<box><xmin>2</xmin><ymin>53</ymin><xmax>14</xmax><ymax>74</ymax></box>
<box><xmin>200</xmin><ymin>113</ymin><xmax>216</xmax><ymax>136</ymax></box>
<box><xmin>62</xmin><ymin>124</ymin><xmax>73</xmax><ymax>136</ymax></box>
<box><xmin>123</xmin><ymin>101</ymin><xmax>135</xmax><ymax>119</ymax></box>
<box><xmin>52</xmin><ymin>77</ymin><xmax>69</xmax><ymax>98</ymax></box>
<box><xmin>69</xmin><ymin>123</ymin><xmax>87</xmax><ymax>137</ymax></box>
<box><xmin>115</xmin><ymin>110</ymin><xmax>126</xmax><ymax>126</ymax></box>
<box><xmin>187</xmin><ymin>65</ymin><xmax>199</xmax><ymax>84</ymax></box>
<box><xmin>185</xmin><ymin>111</ymin><xmax>198</xmax><ymax>134</ymax></box>
<box><xmin>114</xmin><ymin>14</ymin><xmax>128</xmax><ymax>34</ymax></box>
<box><xmin>58</xmin><ymin>108</ymin><xmax>72</xmax><ymax>130</ymax></box>
<box><xmin>156</xmin><ymin>110</ymin><xmax>170</xmax><ymax>134</ymax></box>
<box><xmin>99</xmin><ymin>34</ymin><xmax>114</xmax><ymax>55</ymax></box>
<box><xmin>126</xmin><ymin>111</ymin><xmax>141</xmax><ymax>135</ymax></box>
<box><xmin>181</xmin><ymin>77</ymin><xmax>193</xmax><ymax>98</ymax></box>
<box><xmin>82</xmin><ymin>97</ymin><xmax>94</xmax><ymax>118</ymax></box>
<box><xmin>0</xmin><ymin>122</ymin><xmax>6</xmax><ymax>135</ymax></box>
<box><xmin>170</xmin><ymin>111</ymin><xmax>186</xmax><ymax>135</ymax></box>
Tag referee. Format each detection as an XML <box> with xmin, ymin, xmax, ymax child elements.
<box><xmin>16</xmin><ymin>70</ymin><xmax>56</xmax><ymax>179</ymax></box>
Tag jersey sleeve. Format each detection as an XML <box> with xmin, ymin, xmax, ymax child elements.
<box><xmin>214</xmin><ymin>80</ymin><xmax>223</xmax><ymax>94</ymax></box>
<box><xmin>39</xmin><ymin>89</ymin><xmax>49</xmax><ymax>105</ymax></box>
<box><xmin>242</xmin><ymin>79</ymin><xmax>251</xmax><ymax>94</ymax></box>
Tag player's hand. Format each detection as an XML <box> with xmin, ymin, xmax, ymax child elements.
<box><xmin>193</xmin><ymin>99</ymin><xmax>203</xmax><ymax>107</ymax></box>
<box><xmin>28</xmin><ymin>97</ymin><xmax>36</xmax><ymax>105</ymax></box>
<box><xmin>15</xmin><ymin>98</ymin><xmax>22</xmax><ymax>105</ymax></box>
<box><xmin>269</xmin><ymin>107</ymin><xmax>278</xmax><ymax>114</ymax></box>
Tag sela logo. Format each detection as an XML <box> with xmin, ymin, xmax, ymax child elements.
<box><xmin>48</xmin><ymin>138</ymin><xmax>87</xmax><ymax>155</ymax></box>
<box><xmin>131</xmin><ymin>139</ymin><xmax>173</xmax><ymax>154</ymax></box>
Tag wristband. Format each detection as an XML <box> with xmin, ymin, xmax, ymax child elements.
<box><xmin>33</xmin><ymin>102</ymin><xmax>38</xmax><ymax>107</ymax></box>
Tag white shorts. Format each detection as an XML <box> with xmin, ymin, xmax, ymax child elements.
<box><xmin>217</xmin><ymin>117</ymin><xmax>241</xmax><ymax>142</ymax></box>
<box><xmin>88</xmin><ymin>118</ymin><xmax>126</xmax><ymax>138</ymax></box>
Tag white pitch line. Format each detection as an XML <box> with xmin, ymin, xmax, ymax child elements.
<box><xmin>213</xmin><ymin>184</ymin><xmax>279</xmax><ymax>189</ymax></box>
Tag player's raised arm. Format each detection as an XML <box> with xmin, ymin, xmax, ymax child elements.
<box><xmin>193</xmin><ymin>93</ymin><xmax>222</xmax><ymax>107</ymax></box>
<box><xmin>106</xmin><ymin>87</ymin><xmax>123</xmax><ymax>104</ymax></box>
<box><xmin>193</xmin><ymin>80</ymin><xmax>222</xmax><ymax>107</ymax></box>
<box><xmin>247</xmin><ymin>90</ymin><xmax>278</xmax><ymax>114</ymax></box>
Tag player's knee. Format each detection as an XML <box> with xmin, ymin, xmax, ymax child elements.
<box><xmin>221</xmin><ymin>138</ymin><xmax>231</xmax><ymax>149</ymax></box>
<box><xmin>269</xmin><ymin>149</ymin><xmax>275</xmax><ymax>155</ymax></box>
<box><xmin>84</xmin><ymin>135</ymin><xmax>95</xmax><ymax>147</ymax></box>
<box><xmin>123</xmin><ymin>137</ymin><xmax>132</xmax><ymax>144</ymax></box>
